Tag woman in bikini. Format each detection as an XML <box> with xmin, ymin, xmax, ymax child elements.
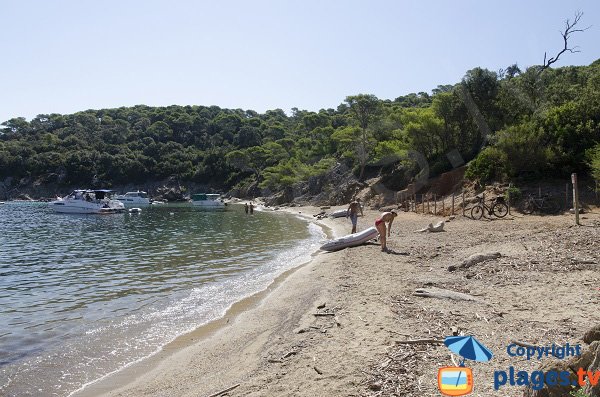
<box><xmin>375</xmin><ymin>211</ymin><xmax>397</xmax><ymax>252</ymax></box>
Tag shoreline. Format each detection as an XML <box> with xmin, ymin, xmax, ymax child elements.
<box><xmin>71</xmin><ymin>206</ymin><xmax>600</xmax><ymax>397</ymax></box>
<box><xmin>72</xmin><ymin>204</ymin><xmax>349</xmax><ymax>397</ymax></box>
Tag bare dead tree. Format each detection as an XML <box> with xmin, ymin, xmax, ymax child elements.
<box><xmin>538</xmin><ymin>11</ymin><xmax>591</xmax><ymax>74</ymax></box>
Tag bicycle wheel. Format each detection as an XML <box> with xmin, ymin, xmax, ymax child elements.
<box><xmin>471</xmin><ymin>205</ymin><xmax>484</xmax><ymax>220</ymax></box>
<box><xmin>521</xmin><ymin>200</ymin><xmax>535</xmax><ymax>215</ymax></box>
<box><xmin>492</xmin><ymin>202</ymin><xmax>509</xmax><ymax>218</ymax></box>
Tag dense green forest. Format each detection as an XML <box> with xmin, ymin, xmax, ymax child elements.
<box><xmin>1</xmin><ymin>59</ymin><xmax>599</xmax><ymax>197</ymax></box>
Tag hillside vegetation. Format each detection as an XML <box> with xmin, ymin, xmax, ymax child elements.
<box><xmin>1</xmin><ymin>59</ymin><xmax>599</xmax><ymax>199</ymax></box>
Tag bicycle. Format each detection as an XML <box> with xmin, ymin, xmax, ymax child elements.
<box><xmin>470</xmin><ymin>195</ymin><xmax>509</xmax><ymax>220</ymax></box>
<box><xmin>521</xmin><ymin>193</ymin><xmax>560</xmax><ymax>215</ymax></box>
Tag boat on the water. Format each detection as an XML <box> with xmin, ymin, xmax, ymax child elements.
<box><xmin>320</xmin><ymin>226</ymin><xmax>378</xmax><ymax>251</ymax></box>
<box><xmin>191</xmin><ymin>193</ymin><xmax>226</xmax><ymax>208</ymax></box>
<box><xmin>115</xmin><ymin>191</ymin><xmax>151</xmax><ymax>207</ymax></box>
<box><xmin>50</xmin><ymin>190</ymin><xmax>125</xmax><ymax>214</ymax></box>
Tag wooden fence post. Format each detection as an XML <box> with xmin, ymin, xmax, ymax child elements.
<box><xmin>427</xmin><ymin>197</ymin><xmax>430</xmax><ymax>214</ymax></box>
<box><xmin>507</xmin><ymin>183</ymin><xmax>511</xmax><ymax>215</ymax></box>
<box><xmin>572</xmin><ymin>173</ymin><xmax>580</xmax><ymax>226</ymax></box>
<box><xmin>452</xmin><ymin>193</ymin><xmax>455</xmax><ymax>215</ymax></box>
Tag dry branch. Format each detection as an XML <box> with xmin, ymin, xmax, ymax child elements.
<box><xmin>206</xmin><ymin>383</ymin><xmax>240</xmax><ymax>397</ymax></box>
<box><xmin>539</xmin><ymin>11</ymin><xmax>590</xmax><ymax>74</ymax></box>
<box><xmin>395</xmin><ymin>338</ymin><xmax>444</xmax><ymax>345</ymax></box>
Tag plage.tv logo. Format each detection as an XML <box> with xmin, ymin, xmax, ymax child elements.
<box><xmin>438</xmin><ymin>335</ymin><xmax>494</xmax><ymax>396</ymax></box>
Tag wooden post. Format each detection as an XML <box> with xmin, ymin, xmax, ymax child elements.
<box><xmin>482</xmin><ymin>193</ymin><xmax>485</xmax><ymax>218</ymax></box>
<box><xmin>538</xmin><ymin>186</ymin><xmax>542</xmax><ymax>198</ymax></box>
<box><xmin>434</xmin><ymin>195</ymin><xmax>437</xmax><ymax>215</ymax></box>
<box><xmin>462</xmin><ymin>190</ymin><xmax>465</xmax><ymax>217</ymax></box>
<box><xmin>427</xmin><ymin>197</ymin><xmax>430</xmax><ymax>214</ymax></box>
<box><xmin>452</xmin><ymin>193</ymin><xmax>455</xmax><ymax>215</ymax></box>
<box><xmin>507</xmin><ymin>183</ymin><xmax>512</xmax><ymax>215</ymax></box>
<box><xmin>572</xmin><ymin>173</ymin><xmax>580</xmax><ymax>226</ymax></box>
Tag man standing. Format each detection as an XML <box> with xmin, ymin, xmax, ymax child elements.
<box><xmin>346</xmin><ymin>198</ymin><xmax>363</xmax><ymax>234</ymax></box>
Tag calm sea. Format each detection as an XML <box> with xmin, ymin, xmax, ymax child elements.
<box><xmin>0</xmin><ymin>202</ymin><xmax>323</xmax><ymax>396</ymax></box>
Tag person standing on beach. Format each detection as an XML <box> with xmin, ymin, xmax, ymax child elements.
<box><xmin>346</xmin><ymin>198</ymin><xmax>363</xmax><ymax>234</ymax></box>
<box><xmin>244</xmin><ymin>203</ymin><xmax>249</xmax><ymax>214</ymax></box>
<box><xmin>249</xmin><ymin>202</ymin><xmax>254</xmax><ymax>214</ymax></box>
<box><xmin>375</xmin><ymin>211</ymin><xmax>397</xmax><ymax>252</ymax></box>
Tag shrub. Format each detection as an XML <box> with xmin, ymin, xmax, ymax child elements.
<box><xmin>505</xmin><ymin>185</ymin><xmax>522</xmax><ymax>202</ymax></box>
<box><xmin>465</xmin><ymin>147</ymin><xmax>508</xmax><ymax>183</ymax></box>
<box><xmin>586</xmin><ymin>143</ymin><xmax>600</xmax><ymax>182</ymax></box>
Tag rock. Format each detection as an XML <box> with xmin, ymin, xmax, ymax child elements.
<box><xmin>368</xmin><ymin>381</ymin><xmax>382</xmax><ymax>391</ymax></box>
<box><xmin>584</xmin><ymin>325</ymin><xmax>600</xmax><ymax>344</ymax></box>
<box><xmin>16</xmin><ymin>193</ymin><xmax>34</xmax><ymax>201</ymax></box>
<box><xmin>523</xmin><ymin>341</ymin><xmax>599</xmax><ymax>397</ymax></box>
<box><xmin>155</xmin><ymin>186</ymin><xmax>187</xmax><ymax>202</ymax></box>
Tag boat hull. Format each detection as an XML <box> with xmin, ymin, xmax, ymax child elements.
<box><xmin>329</xmin><ymin>209</ymin><xmax>348</xmax><ymax>218</ymax></box>
<box><xmin>192</xmin><ymin>201</ymin><xmax>225</xmax><ymax>208</ymax></box>
<box><xmin>50</xmin><ymin>200</ymin><xmax>125</xmax><ymax>214</ymax></box>
<box><xmin>115</xmin><ymin>198</ymin><xmax>151</xmax><ymax>208</ymax></box>
<box><xmin>320</xmin><ymin>226</ymin><xmax>378</xmax><ymax>252</ymax></box>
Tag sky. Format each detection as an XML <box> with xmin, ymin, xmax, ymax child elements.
<box><xmin>0</xmin><ymin>0</ymin><xmax>599</xmax><ymax>122</ymax></box>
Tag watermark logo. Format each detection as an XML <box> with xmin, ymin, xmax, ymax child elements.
<box><xmin>438</xmin><ymin>335</ymin><xmax>494</xmax><ymax>396</ymax></box>
<box><xmin>493</xmin><ymin>342</ymin><xmax>600</xmax><ymax>392</ymax></box>
<box><xmin>438</xmin><ymin>366</ymin><xmax>474</xmax><ymax>396</ymax></box>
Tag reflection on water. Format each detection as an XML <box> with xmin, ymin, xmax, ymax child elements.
<box><xmin>0</xmin><ymin>202</ymin><xmax>322</xmax><ymax>396</ymax></box>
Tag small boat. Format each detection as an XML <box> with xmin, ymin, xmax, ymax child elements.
<box><xmin>320</xmin><ymin>227</ymin><xmax>379</xmax><ymax>251</ymax></box>
<box><xmin>129</xmin><ymin>208</ymin><xmax>142</xmax><ymax>213</ymax></box>
<box><xmin>191</xmin><ymin>193</ymin><xmax>226</xmax><ymax>208</ymax></box>
<box><xmin>329</xmin><ymin>209</ymin><xmax>348</xmax><ymax>218</ymax></box>
<box><xmin>50</xmin><ymin>190</ymin><xmax>125</xmax><ymax>214</ymax></box>
<box><xmin>115</xmin><ymin>191</ymin><xmax>151</xmax><ymax>207</ymax></box>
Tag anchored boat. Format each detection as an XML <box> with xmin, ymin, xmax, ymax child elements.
<box><xmin>50</xmin><ymin>190</ymin><xmax>125</xmax><ymax>214</ymax></box>
<box><xmin>191</xmin><ymin>193</ymin><xmax>226</xmax><ymax>208</ymax></box>
<box><xmin>115</xmin><ymin>191</ymin><xmax>151</xmax><ymax>207</ymax></box>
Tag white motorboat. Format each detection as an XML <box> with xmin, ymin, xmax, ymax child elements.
<box><xmin>115</xmin><ymin>191</ymin><xmax>151</xmax><ymax>207</ymax></box>
<box><xmin>50</xmin><ymin>190</ymin><xmax>125</xmax><ymax>214</ymax></box>
<box><xmin>191</xmin><ymin>193</ymin><xmax>226</xmax><ymax>208</ymax></box>
<box><xmin>320</xmin><ymin>227</ymin><xmax>379</xmax><ymax>252</ymax></box>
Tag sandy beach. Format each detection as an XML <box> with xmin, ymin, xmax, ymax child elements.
<box><xmin>74</xmin><ymin>207</ymin><xmax>600</xmax><ymax>397</ymax></box>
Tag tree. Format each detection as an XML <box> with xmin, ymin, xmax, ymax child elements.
<box><xmin>539</xmin><ymin>11</ymin><xmax>590</xmax><ymax>75</ymax></box>
<box><xmin>345</xmin><ymin>94</ymin><xmax>382</xmax><ymax>180</ymax></box>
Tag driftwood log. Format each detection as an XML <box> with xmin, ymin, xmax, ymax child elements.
<box><xmin>414</xmin><ymin>221</ymin><xmax>445</xmax><ymax>233</ymax></box>
<box><xmin>413</xmin><ymin>287</ymin><xmax>480</xmax><ymax>302</ymax></box>
<box><xmin>448</xmin><ymin>252</ymin><xmax>501</xmax><ymax>271</ymax></box>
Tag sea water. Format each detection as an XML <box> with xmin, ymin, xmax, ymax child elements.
<box><xmin>0</xmin><ymin>202</ymin><xmax>323</xmax><ymax>396</ymax></box>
